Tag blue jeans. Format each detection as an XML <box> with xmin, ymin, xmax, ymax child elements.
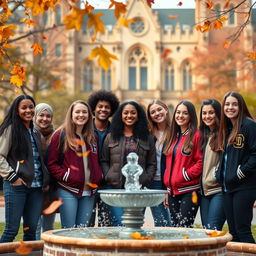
<box><xmin>58</xmin><ymin>188</ymin><xmax>95</xmax><ymax>228</ymax></box>
<box><xmin>0</xmin><ymin>181</ymin><xmax>43</xmax><ymax>243</ymax></box>
<box><xmin>148</xmin><ymin>181</ymin><xmax>172</xmax><ymax>227</ymax></box>
<box><xmin>36</xmin><ymin>213</ymin><xmax>56</xmax><ymax>240</ymax></box>
<box><xmin>108</xmin><ymin>205</ymin><xmax>124</xmax><ymax>226</ymax></box>
<box><xmin>200</xmin><ymin>192</ymin><xmax>226</xmax><ymax>230</ymax></box>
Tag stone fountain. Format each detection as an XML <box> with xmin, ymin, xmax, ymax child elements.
<box><xmin>41</xmin><ymin>152</ymin><xmax>232</xmax><ymax>256</ymax></box>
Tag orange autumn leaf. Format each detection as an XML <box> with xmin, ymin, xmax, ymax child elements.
<box><xmin>223</xmin><ymin>40</ymin><xmax>231</xmax><ymax>49</ymax></box>
<box><xmin>183</xmin><ymin>235</ymin><xmax>190</xmax><ymax>239</ymax></box>
<box><xmin>177</xmin><ymin>2</ymin><xmax>183</xmax><ymax>6</ymax></box>
<box><xmin>76</xmin><ymin>150</ymin><xmax>90</xmax><ymax>157</ymax></box>
<box><xmin>206</xmin><ymin>231</ymin><xmax>227</xmax><ymax>237</ymax></box>
<box><xmin>63</xmin><ymin>7</ymin><xmax>86</xmax><ymax>31</ymax></box>
<box><xmin>213</xmin><ymin>17</ymin><xmax>228</xmax><ymax>30</ymax></box>
<box><xmin>118</xmin><ymin>16</ymin><xmax>135</xmax><ymax>28</ymax></box>
<box><xmin>201</xmin><ymin>20</ymin><xmax>211</xmax><ymax>32</ymax></box>
<box><xmin>85</xmin><ymin>1</ymin><xmax>94</xmax><ymax>14</ymax></box>
<box><xmin>42</xmin><ymin>34</ymin><xmax>47</xmax><ymax>40</ymax></box>
<box><xmin>23</xmin><ymin>227</ymin><xmax>29</xmax><ymax>231</ymax></box>
<box><xmin>20</xmin><ymin>18</ymin><xmax>36</xmax><ymax>27</ymax></box>
<box><xmin>108</xmin><ymin>0</ymin><xmax>127</xmax><ymax>20</ymax></box>
<box><xmin>168</xmin><ymin>15</ymin><xmax>179</xmax><ymax>19</ymax></box>
<box><xmin>88</xmin><ymin>45</ymin><xmax>118</xmax><ymax>71</ymax></box>
<box><xmin>10</xmin><ymin>62</ymin><xmax>26</xmax><ymax>88</ymax></box>
<box><xmin>87</xmin><ymin>12</ymin><xmax>105</xmax><ymax>37</ymax></box>
<box><xmin>205</xmin><ymin>0</ymin><xmax>214</xmax><ymax>10</ymax></box>
<box><xmin>0</xmin><ymin>24</ymin><xmax>16</xmax><ymax>43</ymax></box>
<box><xmin>3</xmin><ymin>43</ymin><xmax>12</xmax><ymax>48</ymax></box>
<box><xmin>192</xmin><ymin>191</ymin><xmax>198</xmax><ymax>204</ymax></box>
<box><xmin>247</xmin><ymin>52</ymin><xmax>256</xmax><ymax>60</ymax></box>
<box><xmin>15</xmin><ymin>241</ymin><xmax>32</xmax><ymax>255</ymax></box>
<box><xmin>224</xmin><ymin>0</ymin><xmax>230</xmax><ymax>9</ymax></box>
<box><xmin>31</xmin><ymin>42</ymin><xmax>43</xmax><ymax>55</ymax></box>
<box><xmin>146</xmin><ymin>0</ymin><xmax>155</xmax><ymax>8</ymax></box>
<box><xmin>92</xmin><ymin>234</ymin><xmax>106</xmax><ymax>239</ymax></box>
<box><xmin>20</xmin><ymin>160</ymin><xmax>24</xmax><ymax>163</ymax></box>
<box><xmin>73</xmin><ymin>138</ymin><xmax>85</xmax><ymax>146</ymax></box>
<box><xmin>86</xmin><ymin>182</ymin><xmax>98</xmax><ymax>189</ymax></box>
<box><xmin>130</xmin><ymin>232</ymin><xmax>154</xmax><ymax>240</ymax></box>
<box><xmin>161</xmin><ymin>48</ymin><xmax>172</xmax><ymax>59</ymax></box>
<box><xmin>244</xmin><ymin>13</ymin><xmax>249</xmax><ymax>18</ymax></box>
<box><xmin>43</xmin><ymin>199</ymin><xmax>62</xmax><ymax>215</ymax></box>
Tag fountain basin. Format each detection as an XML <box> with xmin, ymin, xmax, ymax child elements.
<box><xmin>41</xmin><ymin>227</ymin><xmax>232</xmax><ymax>256</ymax></box>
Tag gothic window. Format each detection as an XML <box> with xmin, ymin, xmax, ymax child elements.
<box><xmin>56</xmin><ymin>6</ymin><xmax>62</xmax><ymax>25</ymax></box>
<box><xmin>82</xmin><ymin>61</ymin><xmax>93</xmax><ymax>91</ymax></box>
<box><xmin>229</xmin><ymin>4</ymin><xmax>235</xmax><ymax>24</ymax></box>
<box><xmin>164</xmin><ymin>60</ymin><xmax>175</xmax><ymax>91</ymax></box>
<box><xmin>128</xmin><ymin>47</ymin><xmax>148</xmax><ymax>90</ymax></box>
<box><xmin>215</xmin><ymin>4</ymin><xmax>221</xmax><ymax>18</ymax></box>
<box><xmin>182</xmin><ymin>61</ymin><xmax>192</xmax><ymax>91</ymax></box>
<box><xmin>101</xmin><ymin>69</ymin><xmax>111</xmax><ymax>90</ymax></box>
<box><xmin>130</xmin><ymin>17</ymin><xmax>145</xmax><ymax>34</ymax></box>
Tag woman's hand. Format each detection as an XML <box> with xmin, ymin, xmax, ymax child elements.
<box><xmin>164</xmin><ymin>194</ymin><xmax>169</xmax><ymax>208</ymax></box>
<box><xmin>12</xmin><ymin>178</ymin><xmax>27</xmax><ymax>186</ymax></box>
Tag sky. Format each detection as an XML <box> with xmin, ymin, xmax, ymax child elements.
<box><xmin>87</xmin><ymin>0</ymin><xmax>195</xmax><ymax>9</ymax></box>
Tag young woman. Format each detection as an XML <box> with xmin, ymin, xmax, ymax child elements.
<box><xmin>199</xmin><ymin>99</ymin><xmax>225</xmax><ymax>230</ymax></box>
<box><xmin>34</xmin><ymin>103</ymin><xmax>56</xmax><ymax>239</ymax></box>
<box><xmin>47</xmin><ymin>100</ymin><xmax>103</xmax><ymax>228</ymax></box>
<box><xmin>102</xmin><ymin>101</ymin><xmax>156</xmax><ymax>226</ymax></box>
<box><xmin>0</xmin><ymin>95</ymin><xmax>49</xmax><ymax>242</ymax></box>
<box><xmin>216</xmin><ymin>91</ymin><xmax>256</xmax><ymax>243</ymax></box>
<box><xmin>147</xmin><ymin>99</ymin><xmax>172</xmax><ymax>227</ymax></box>
<box><xmin>163</xmin><ymin>100</ymin><xmax>203</xmax><ymax>227</ymax></box>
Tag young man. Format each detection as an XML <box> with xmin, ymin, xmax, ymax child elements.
<box><xmin>88</xmin><ymin>90</ymin><xmax>120</xmax><ymax>226</ymax></box>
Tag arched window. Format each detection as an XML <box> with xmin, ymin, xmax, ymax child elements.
<box><xmin>182</xmin><ymin>61</ymin><xmax>192</xmax><ymax>91</ymax></box>
<box><xmin>55</xmin><ymin>6</ymin><xmax>61</xmax><ymax>25</ymax></box>
<box><xmin>229</xmin><ymin>4</ymin><xmax>235</xmax><ymax>24</ymax></box>
<box><xmin>164</xmin><ymin>60</ymin><xmax>175</xmax><ymax>91</ymax></box>
<box><xmin>82</xmin><ymin>61</ymin><xmax>93</xmax><ymax>91</ymax></box>
<box><xmin>101</xmin><ymin>69</ymin><xmax>111</xmax><ymax>90</ymax></box>
<box><xmin>128</xmin><ymin>47</ymin><xmax>148</xmax><ymax>90</ymax></box>
<box><xmin>215</xmin><ymin>4</ymin><xmax>221</xmax><ymax>18</ymax></box>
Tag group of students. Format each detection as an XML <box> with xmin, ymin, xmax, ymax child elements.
<box><xmin>0</xmin><ymin>90</ymin><xmax>256</xmax><ymax>244</ymax></box>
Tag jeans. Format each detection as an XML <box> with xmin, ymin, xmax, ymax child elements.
<box><xmin>108</xmin><ymin>206</ymin><xmax>124</xmax><ymax>226</ymax></box>
<box><xmin>168</xmin><ymin>191</ymin><xmax>200</xmax><ymax>227</ymax></box>
<box><xmin>36</xmin><ymin>213</ymin><xmax>56</xmax><ymax>240</ymax></box>
<box><xmin>200</xmin><ymin>192</ymin><xmax>225</xmax><ymax>230</ymax></box>
<box><xmin>148</xmin><ymin>181</ymin><xmax>172</xmax><ymax>227</ymax></box>
<box><xmin>58</xmin><ymin>188</ymin><xmax>95</xmax><ymax>228</ymax></box>
<box><xmin>223</xmin><ymin>189</ymin><xmax>256</xmax><ymax>243</ymax></box>
<box><xmin>0</xmin><ymin>181</ymin><xmax>43</xmax><ymax>243</ymax></box>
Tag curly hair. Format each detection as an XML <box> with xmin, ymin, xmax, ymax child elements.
<box><xmin>110</xmin><ymin>101</ymin><xmax>149</xmax><ymax>141</ymax></box>
<box><xmin>88</xmin><ymin>90</ymin><xmax>120</xmax><ymax>117</ymax></box>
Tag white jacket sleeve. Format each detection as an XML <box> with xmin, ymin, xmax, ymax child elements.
<box><xmin>0</xmin><ymin>126</ymin><xmax>15</xmax><ymax>179</ymax></box>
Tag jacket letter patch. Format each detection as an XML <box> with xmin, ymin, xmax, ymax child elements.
<box><xmin>233</xmin><ymin>134</ymin><xmax>244</xmax><ymax>148</ymax></box>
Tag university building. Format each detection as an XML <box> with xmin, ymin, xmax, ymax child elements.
<box><xmin>16</xmin><ymin>0</ymin><xmax>255</xmax><ymax>107</ymax></box>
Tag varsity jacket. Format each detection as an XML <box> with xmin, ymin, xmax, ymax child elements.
<box><xmin>0</xmin><ymin>125</ymin><xmax>49</xmax><ymax>187</ymax></box>
<box><xmin>47</xmin><ymin>129</ymin><xmax>103</xmax><ymax>196</ymax></box>
<box><xmin>164</xmin><ymin>130</ymin><xmax>203</xmax><ymax>195</ymax></box>
<box><xmin>216</xmin><ymin>118</ymin><xmax>256</xmax><ymax>193</ymax></box>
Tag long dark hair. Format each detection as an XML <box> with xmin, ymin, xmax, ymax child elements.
<box><xmin>0</xmin><ymin>95</ymin><xmax>36</xmax><ymax>159</ymax></box>
<box><xmin>199</xmin><ymin>99</ymin><xmax>221</xmax><ymax>152</ymax></box>
<box><xmin>164</xmin><ymin>100</ymin><xmax>197</xmax><ymax>155</ymax></box>
<box><xmin>218</xmin><ymin>91</ymin><xmax>253</xmax><ymax>150</ymax></box>
<box><xmin>110</xmin><ymin>101</ymin><xmax>149</xmax><ymax>141</ymax></box>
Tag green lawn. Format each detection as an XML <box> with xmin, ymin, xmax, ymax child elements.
<box><xmin>1</xmin><ymin>222</ymin><xmax>256</xmax><ymax>241</ymax></box>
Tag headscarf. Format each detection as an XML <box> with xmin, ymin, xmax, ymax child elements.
<box><xmin>34</xmin><ymin>103</ymin><xmax>53</xmax><ymax>118</ymax></box>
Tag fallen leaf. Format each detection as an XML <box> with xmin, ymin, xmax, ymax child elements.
<box><xmin>86</xmin><ymin>182</ymin><xmax>98</xmax><ymax>189</ymax></box>
<box><xmin>43</xmin><ymin>199</ymin><xmax>63</xmax><ymax>215</ymax></box>
<box><xmin>20</xmin><ymin>160</ymin><xmax>24</xmax><ymax>163</ymax></box>
<box><xmin>206</xmin><ymin>231</ymin><xmax>227</xmax><ymax>237</ymax></box>
<box><xmin>192</xmin><ymin>191</ymin><xmax>198</xmax><ymax>204</ymax></box>
<box><xmin>183</xmin><ymin>235</ymin><xmax>190</xmax><ymax>239</ymax></box>
<box><xmin>23</xmin><ymin>227</ymin><xmax>29</xmax><ymax>231</ymax></box>
<box><xmin>130</xmin><ymin>232</ymin><xmax>154</xmax><ymax>240</ymax></box>
<box><xmin>15</xmin><ymin>241</ymin><xmax>32</xmax><ymax>255</ymax></box>
<box><xmin>92</xmin><ymin>234</ymin><xmax>106</xmax><ymax>239</ymax></box>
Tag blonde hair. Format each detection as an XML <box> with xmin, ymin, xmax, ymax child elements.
<box><xmin>58</xmin><ymin>100</ymin><xmax>95</xmax><ymax>152</ymax></box>
<box><xmin>147</xmin><ymin>99</ymin><xmax>172</xmax><ymax>146</ymax></box>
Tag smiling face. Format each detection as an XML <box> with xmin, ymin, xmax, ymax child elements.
<box><xmin>35</xmin><ymin>109</ymin><xmax>52</xmax><ymax>129</ymax></box>
<box><xmin>18</xmin><ymin>99</ymin><xmax>35</xmax><ymax>128</ymax></box>
<box><xmin>149</xmin><ymin>103</ymin><xmax>168</xmax><ymax>125</ymax></box>
<box><xmin>122</xmin><ymin>104</ymin><xmax>138</xmax><ymax>127</ymax></box>
<box><xmin>175</xmin><ymin>104</ymin><xmax>190</xmax><ymax>132</ymax></box>
<box><xmin>94</xmin><ymin>100</ymin><xmax>111</xmax><ymax>122</ymax></box>
<box><xmin>224</xmin><ymin>96</ymin><xmax>239</xmax><ymax>121</ymax></box>
<box><xmin>202</xmin><ymin>104</ymin><xmax>216</xmax><ymax>131</ymax></box>
<box><xmin>72</xmin><ymin>103</ymin><xmax>89</xmax><ymax>128</ymax></box>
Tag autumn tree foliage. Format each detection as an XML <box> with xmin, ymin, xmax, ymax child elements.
<box><xmin>189</xmin><ymin>43</ymin><xmax>252</xmax><ymax>103</ymax></box>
